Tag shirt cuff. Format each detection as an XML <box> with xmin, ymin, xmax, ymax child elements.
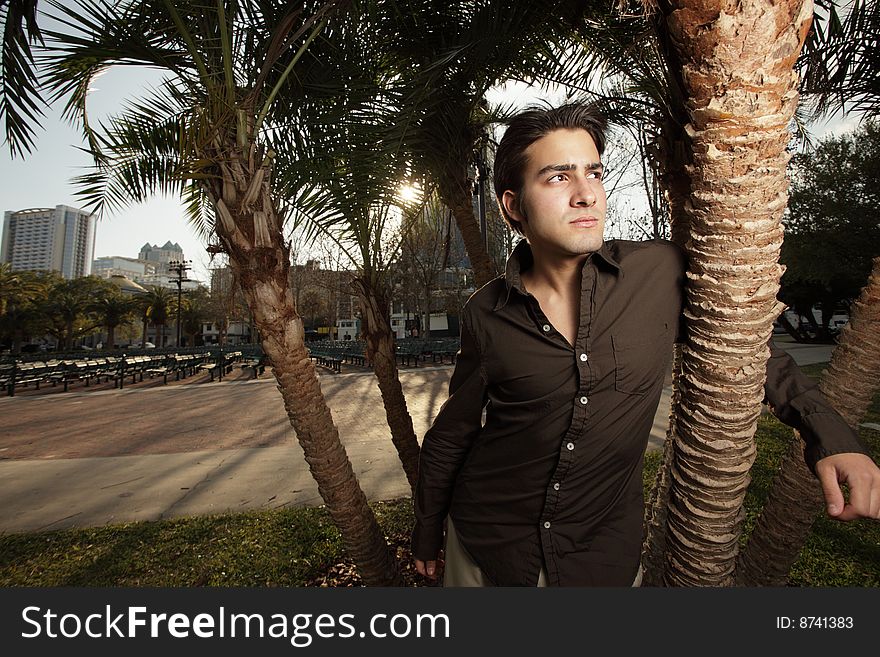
<box><xmin>800</xmin><ymin>411</ymin><xmax>871</xmax><ymax>474</ymax></box>
<box><xmin>411</xmin><ymin>521</ymin><xmax>445</xmax><ymax>562</ymax></box>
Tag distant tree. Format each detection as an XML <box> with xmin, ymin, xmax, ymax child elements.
<box><xmin>179</xmin><ymin>286</ymin><xmax>210</xmax><ymax>346</ymax></box>
<box><xmin>90</xmin><ymin>291</ymin><xmax>137</xmax><ymax>350</ymax></box>
<box><xmin>398</xmin><ymin>194</ymin><xmax>452</xmax><ymax>340</ymax></box>
<box><xmin>40</xmin><ymin>276</ymin><xmax>111</xmax><ymax>350</ymax></box>
<box><xmin>0</xmin><ymin>264</ymin><xmax>47</xmax><ymax>353</ymax></box>
<box><xmin>779</xmin><ymin>120</ymin><xmax>880</xmax><ymax>341</ymax></box>
<box><xmin>141</xmin><ymin>286</ymin><xmax>175</xmax><ymax>347</ymax></box>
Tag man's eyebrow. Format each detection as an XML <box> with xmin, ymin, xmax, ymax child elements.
<box><xmin>535</xmin><ymin>162</ymin><xmax>604</xmax><ymax>177</ymax></box>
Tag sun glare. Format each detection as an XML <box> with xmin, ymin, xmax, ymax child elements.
<box><xmin>398</xmin><ymin>183</ymin><xmax>423</xmax><ymax>204</ymax></box>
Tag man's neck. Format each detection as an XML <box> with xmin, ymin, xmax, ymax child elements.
<box><xmin>521</xmin><ymin>247</ymin><xmax>589</xmax><ymax>300</ymax></box>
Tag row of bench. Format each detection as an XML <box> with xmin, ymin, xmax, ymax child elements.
<box><xmin>307</xmin><ymin>342</ymin><xmax>368</xmax><ymax>373</ymax></box>
<box><xmin>1</xmin><ymin>351</ymin><xmax>266</xmax><ymax>396</ymax></box>
<box><xmin>307</xmin><ymin>338</ymin><xmax>461</xmax><ymax>373</ymax></box>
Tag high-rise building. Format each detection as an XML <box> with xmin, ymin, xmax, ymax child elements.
<box><xmin>138</xmin><ymin>240</ymin><xmax>184</xmax><ymax>274</ymax></box>
<box><xmin>1</xmin><ymin>205</ymin><xmax>96</xmax><ymax>279</ymax></box>
<box><xmin>92</xmin><ymin>255</ymin><xmax>155</xmax><ymax>280</ymax></box>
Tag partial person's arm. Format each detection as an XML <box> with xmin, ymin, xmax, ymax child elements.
<box><xmin>412</xmin><ymin>312</ymin><xmax>489</xmax><ymax>578</ymax></box>
<box><xmin>764</xmin><ymin>342</ymin><xmax>880</xmax><ymax>520</ymax></box>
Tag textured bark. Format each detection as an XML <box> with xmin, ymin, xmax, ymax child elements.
<box><xmin>208</xmin><ymin>138</ymin><xmax>401</xmax><ymax>586</ymax></box>
<box><xmin>640</xmin><ymin>138</ymin><xmax>691</xmax><ymax>586</ymax></box>
<box><xmin>438</xmin><ymin>178</ymin><xmax>498</xmax><ymax>288</ymax></box>
<box><xmin>357</xmin><ymin>284</ymin><xmax>421</xmax><ymax>493</ymax></box>
<box><xmin>736</xmin><ymin>257</ymin><xmax>880</xmax><ymax>585</ymax></box>
<box><xmin>660</xmin><ymin>0</ymin><xmax>812</xmax><ymax>586</ymax></box>
<box><xmin>640</xmin><ymin>113</ymin><xmax>693</xmax><ymax>586</ymax></box>
<box><xmin>641</xmin><ymin>345</ymin><xmax>682</xmax><ymax>586</ymax></box>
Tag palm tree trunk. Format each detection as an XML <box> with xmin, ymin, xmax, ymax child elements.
<box><xmin>659</xmin><ymin>0</ymin><xmax>811</xmax><ymax>586</ymax></box>
<box><xmin>736</xmin><ymin>257</ymin><xmax>880</xmax><ymax>585</ymax></box>
<box><xmin>210</xmin><ymin>142</ymin><xmax>401</xmax><ymax>586</ymax></box>
<box><xmin>641</xmin><ymin>127</ymin><xmax>691</xmax><ymax>586</ymax></box>
<box><xmin>640</xmin><ymin>345</ymin><xmax>682</xmax><ymax>586</ymax></box>
<box><xmin>438</xmin><ymin>179</ymin><xmax>497</xmax><ymax>288</ymax></box>
<box><xmin>356</xmin><ymin>282</ymin><xmax>421</xmax><ymax>493</ymax></box>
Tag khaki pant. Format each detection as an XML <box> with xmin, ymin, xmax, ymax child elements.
<box><xmin>443</xmin><ymin>517</ymin><xmax>642</xmax><ymax>587</ymax></box>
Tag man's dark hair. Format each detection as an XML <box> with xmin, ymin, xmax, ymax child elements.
<box><xmin>493</xmin><ymin>103</ymin><xmax>607</xmax><ymax>236</ymax></box>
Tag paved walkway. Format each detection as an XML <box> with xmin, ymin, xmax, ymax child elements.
<box><xmin>0</xmin><ymin>341</ymin><xmax>831</xmax><ymax>534</ymax></box>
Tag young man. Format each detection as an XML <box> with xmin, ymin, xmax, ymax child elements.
<box><xmin>412</xmin><ymin>103</ymin><xmax>880</xmax><ymax>587</ymax></box>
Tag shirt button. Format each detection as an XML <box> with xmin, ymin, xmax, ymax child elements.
<box><xmin>543</xmin><ymin>521</ymin><xmax>551</xmax><ymax>529</ymax></box>
<box><xmin>542</xmin><ymin>324</ymin><xmax>551</xmax><ymax>332</ymax></box>
<box><xmin>580</xmin><ymin>396</ymin><xmax>588</xmax><ymax>405</ymax></box>
<box><xmin>553</xmin><ymin>482</ymin><xmax>560</xmax><ymax>491</ymax></box>
<box><xmin>566</xmin><ymin>442</ymin><xmax>574</xmax><ymax>451</ymax></box>
<box><xmin>579</xmin><ymin>353</ymin><xmax>588</xmax><ymax>362</ymax></box>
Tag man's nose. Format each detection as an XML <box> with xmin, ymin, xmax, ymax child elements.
<box><xmin>572</xmin><ymin>178</ymin><xmax>596</xmax><ymax>207</ymax></box>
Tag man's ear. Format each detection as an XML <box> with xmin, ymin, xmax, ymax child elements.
<box><xmin>502</xmin><ymin>190</ymin><xmax>524</xmax><ymax>224</ymax></box>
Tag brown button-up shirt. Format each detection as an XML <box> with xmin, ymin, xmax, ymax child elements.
<box><xmin>412</xmin><ymin>239</ymin><xmax>868</xmax><ymax>586</ymax></box>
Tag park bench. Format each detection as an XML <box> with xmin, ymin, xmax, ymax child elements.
<box><xmin>307</xmin><ymin>344</ymin><xmax>343</xmax><ymax>373</ymax></box>
<box><xmin>90</xmin><ymin>357</ymin><xmax>119</xmax><ymax>383</ymax></box>
<box><xmin>240</xmin><ymin>356</ymin><xmax>266</xmax><ymax>379</ymax></box>
<box><xmin>197</xmin><ymin>351</ymin><xmax>241</xmax><ymax>382</ymax></box>
<box><xmin>428</xmin><ymin>338</ymin><xmax>460</xmax><ymax>364</ymax></box>
<box><xmin>113</xmin><ymin>356</ymin><xmax>151</xmax><ymax>388</ymax></box>
<box><xmin>395</xmin><ymin>339</ymin><xmax>424</xmax><ymax>367</ymax></box>
<box><xmin>342</xmin><ymin>341</ymin><xmax>369</xmax><ymax>368</ymax></box>
<box><xmin>57</xmin><ymin>360</ymin><xmax>93</xmax><ymax>391</ymax></box>
<box><xmin>145</xmin><ymin>354</ymin><xmax>177</xmax><ymax>385</ymax></box>
<box><xmin>2</xmin><ymin>360</ymin><xmax>53</xmax><ymax>396</ymax></box>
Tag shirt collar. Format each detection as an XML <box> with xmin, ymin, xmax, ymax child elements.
<box><xmin>493</xmin><ymin>239</ymin><xmax>621</xmax><ymax>312</ymax></box>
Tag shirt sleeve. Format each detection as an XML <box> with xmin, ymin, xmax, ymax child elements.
<box><xmin>763</xmin><ymin>341</ymin><xmax>870</xmax><ymax>473</ymax></box>
<box><xmin>411</xmin><ymin>310</ymin><xmax>488</xmax><ymax>561</ymax></box>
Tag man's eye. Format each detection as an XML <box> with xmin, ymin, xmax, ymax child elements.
<box><xmin>549</xmin><ymin>174</ymin><xmax>566</xmax><ymax>182</ymax></box>
<box><xmin>588</xmin><ymin>171</ymin><xmax>603</xmax><ymax>180</ymax></box>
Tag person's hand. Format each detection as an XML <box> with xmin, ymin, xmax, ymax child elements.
<box><xmin>414</xmin><ymin>550</ymin><xmax>445</xmax><ymax>581</ymax></box>
<box><xmin>815</xmin><ymin>452</ymin><xmax>880</xmax><ymax>520</ymax></box>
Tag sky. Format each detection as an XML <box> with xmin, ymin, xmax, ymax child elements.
<box><xmin>0</xmin><ymin>49</ymin><xmax>864</xmax><ymax>286</ymax></box>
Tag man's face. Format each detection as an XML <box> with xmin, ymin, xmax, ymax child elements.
<box><xmin>502</xmin><ymin>128</ymin><xmax>607</xmax><ymax>259</ymax></box>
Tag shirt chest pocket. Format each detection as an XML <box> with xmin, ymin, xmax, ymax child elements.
<box><xmin>611</xmin><ymin>327</ymin><xmax>672</xmax><ymax>395</ymax></box>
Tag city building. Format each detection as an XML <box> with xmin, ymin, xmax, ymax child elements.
<box><xmin>92</xmin><ymin>255</ymin><xmax>156</xmax><ymax>280</ymax></box>
<box><xmin>1</xmin><ymin>205</ymin><xmax>96</xmax><ymax>279</ymax></box>
<box><xmin>138</xmin><ymin>240</ymin><xmax>184</xmax><ymax>275</ymax></box>
<box><xmin>136</xmin><ymin>271</ymin><xmax>201</xmax><ymax>291</ymax></box>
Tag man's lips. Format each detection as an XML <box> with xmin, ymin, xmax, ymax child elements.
<box><xmin>569</xmin><ymin>216</ymin><xmax>599</xmax><ymax>227</ymax></box>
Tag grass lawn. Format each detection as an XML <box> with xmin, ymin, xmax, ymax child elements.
<box><xmin>1</xmin><ymin>363</ymin><xmax>877</xmax><ymax>586</ymax></box>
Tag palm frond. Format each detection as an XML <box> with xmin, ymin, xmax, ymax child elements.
<box><xmin>1</xmin><ymin>0</ymin><xmax>45</xmax><ymax>156</ymax></box>
<box><xmin>799</xmin><ymin>0</ymin><xmax>880</xmax><ymax>117</ymax></box>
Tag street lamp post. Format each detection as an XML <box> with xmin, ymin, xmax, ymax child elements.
<box><xmin>168</xmin><ymin>260</ymin><xmax>192</xmax><ymax>347</ymax></box>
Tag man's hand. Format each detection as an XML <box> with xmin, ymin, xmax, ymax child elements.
<box><xmin>815</xmin><ymin>453</ymin><xmax>880</xmax><ymax>520</ymax></box>
<box><xmin>414</xmin><ymin>551</ymin><xmax>444</xmax><ymax>581</ymax></box>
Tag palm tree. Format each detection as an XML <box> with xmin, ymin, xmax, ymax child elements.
<box><xmin>646</xmin><ymin>0</ymin><xmax>813</xmax><ymax>587</ymax></box>
<box><xmin>737</xmin><ymin>257</ymin><xmax>880</xmax><ymax>585</ymax></box>
<box><xmin>285</xmin><ymin>13</ymin><xmax>425</xmax><ymax>491</ymax></box>
<box><xmin>383</xmin><ymin>1</ymin><xmax>593</xmax><ymax>287</ymax></box>
<box><xmin>732</xmin><ymin>0</ymin><xmax>880</xmax><ymax>584</ymax></box>
<box><xmin>141</xmin><ymin>286</ymin><xmax>174</xmax><ymax>347</ymax></box>
<box><xmin>5</xmin><ymin>0</ymin><xmax>399</xmax><ymax>584</ymax></box>
<box><xmin>0</xmin><ymin>263</ymin><xmax>47</xmax><ymax>353</ymax></box>
<box><xmin>91</xmin><ymin>290</ymin><xmax>136</xmax><ymax>350</ymax></box>
<box><xmin>180</xmin><ymin>286</ymin><xmax>210</xmax><ymax>346</ymax></box>
<box><xmin>40</xmin><ymin>276</ymin><xmax>107</xmax><ymax>350</ymax></box>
